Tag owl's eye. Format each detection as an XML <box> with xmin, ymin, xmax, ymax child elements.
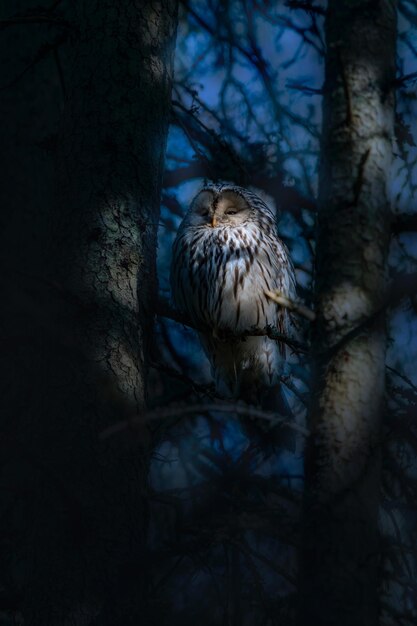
<box><xmin>225</xmin><ymin>209</ymin><xmax>237</xmax><ymax>215</ymax></box>
<box><xmin>201</xmin><ymin>209</ymin><xmax>210</xmax><ymax>216</ymax></box>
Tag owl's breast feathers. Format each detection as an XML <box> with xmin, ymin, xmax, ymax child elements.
<box><xmin>171</xmin><ymin>186</ymin><xmax>297</xmax><ymax>395</ymax></box>
<box><xmin>171</xmin><ymin>219</ymin><xmax>296</xmax><ymax>337</ymax></box>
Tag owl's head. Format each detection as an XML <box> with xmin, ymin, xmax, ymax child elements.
<box><xmin>185</xmin><ymin>182</ymin><xmax>275</xmax><ymax>229</ymax></box>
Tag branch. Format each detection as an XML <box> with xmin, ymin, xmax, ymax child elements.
<box><xmin>262</xmin><ymin>270</ymin><xmax>417</xmax><ymax>338</ymax></box>
<box><xmin>285</xmin><ymin>1</ymin><xmax>327</xmax><ymax>15</ymax></box>
<box><xmin>163</xmin><ymin>161</ymin><xmax>317</xmax><ymax>220</ymax></box>
<box><xmin>100</xmin><ymin>402</ymin><xmax>310</xmax><ymax>440</ymax></box>
<box><xmin>286</xmin><ymin>80</ymin><xmax>323</xmax><ymax>96</ymax></box>
<box><xmin>392</xmin><ymin>213</ymin><xmax>417</xmax><ymax>234</ymax></box>
<box><xmin>393</xmin><ymin>70</ymin><xmax>417</xmax><ymax>87</ymax></box>
<box><xmin>166</xmin><ymin>92</ymin><xmax>317</xmax><ymax>218</ymax></box>
<box><xmin>163</xmin><ymin>163</ymin><xmax>206</xmax><ymax>187</ymax></box>
<box><xmin>156</xmin><ymin>296</ymin><xmax>308</xmax><ymax>352</ymax></box>
<box><xmin>390</xmin><ymin>272</ymin><xmax>417</xmax><ymax>305</ymax></box>
<box><xmin>150</xmin><ymin>361</ymin><xmax>217</xmax><ymax>397</ymax></box>
<box><xmin>264</xmin><ymin>290</ymin><xmax>316</xmax><ymax>321</ymax></box>
<box><xmin>0</xmin><ymin>15</ymin><xmax>71</xmax><ymax>28</ymax></box>
<box><xmin>0</xmin><ymin>33</ymin><xmax>68</xmax><ymax>92</ymax></box>
<box><xmin>180</xmin><ymin>0</ymin><xmax>320</xmax><ymax>138</ymax></box>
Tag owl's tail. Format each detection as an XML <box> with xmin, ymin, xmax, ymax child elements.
<box><xmin>200</xmin><ymin>332</ymin><xmax>296</xmax><ymax>450</ymax></box>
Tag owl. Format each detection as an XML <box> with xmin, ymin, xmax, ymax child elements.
<box><xmin>170</xmin><ymin>182</ymin><xmax>296</xmax><ymax>404</ymax></box>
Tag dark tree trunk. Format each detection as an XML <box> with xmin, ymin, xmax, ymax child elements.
<box><xmin>0</xmin><ymin>1</ymin><xmax>178</xmax><ymax>624</ymax></box>
<box><xmin>298</xmin><ymin>2</ymin><xmax>397</xmax><ymax>625</ymax></box>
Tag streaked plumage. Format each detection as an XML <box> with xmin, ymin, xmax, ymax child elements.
<box><xmin>170</xmin><ymin>182</ymin><xmax>296</xmax><ymax>400</ymax></box>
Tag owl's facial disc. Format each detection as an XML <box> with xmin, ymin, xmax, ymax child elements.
<box><xmin>189</xmin><ymin>190</ymin><xmax>214</xmax><ymax>226</ymax></box>
<box><xmin>213</xmin><ymin>191</ymin><xmax>251</xmax><ymax>227</ymax></box>
<box><xmin>189</xmin><ymin>188</ymin><xmax>251</xmax><ymax>228</ymax></box>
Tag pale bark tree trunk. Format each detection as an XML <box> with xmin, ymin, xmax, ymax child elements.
<box><xmin>0</xmin><ymin>1</ymin><xmax>177</xmax><ymax>624</ymax></box>
<box><xmin>298</xmin><ymin>2</ymin><xmax>397</xmax><ymax>625</ymax></box>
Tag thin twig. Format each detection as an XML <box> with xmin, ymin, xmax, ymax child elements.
<box><xmin>285</xmin><ymin>1</ymin><xmax>327</xmax><ymax>15</ymax></box>
<box><xmin>392</xmin><ymin>213</ymin><xmax>417</xmax><ymax>234</ymax></box>
<box><xmin>0</xmin><ymin>15</ymin><xmax>71</xmax><ymax>28</ymax></box>
<box><xmin>0</xmin><ymin>34</ymin><xmax>67</xmax><ymax>92</ymax></box>
<box><xmin>150</xmin><ymin>361</ymin><xmax>217</xmax><ymax>397</ymax></box>
<box><xmin>393</xmin><ymin>70</ymin><xmax>417</xmax><ymax>87</ymax></box>
<box><xmin>100</xmin><ymin>402</ymin><xmax>310</xmax><ymax>440</ymax></box>
<box><xmin>264</xmin><ymin>290</ymin><xmax>316</xmax><ymax>321</ymax></box>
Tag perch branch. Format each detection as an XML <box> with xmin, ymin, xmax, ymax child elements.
<box><xmin>156</xmin><ymin>296</ymin><xmax>308</xmax><ymax>352</ymax></box>
<box><xmin>100</xmin><ymin>402</ymin><xmax>310</xmax><ymax>440</ymax></box>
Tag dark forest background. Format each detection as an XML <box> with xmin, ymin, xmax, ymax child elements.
<box><xmin>1</xmin><ymin>1</ymin><xmax>417</xmax><ymax>625</ymax></box>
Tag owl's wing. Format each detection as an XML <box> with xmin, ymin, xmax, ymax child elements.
<box><xmin>170</xmin><ymin>228</ymin><xmax>211</xmax><ymax>330</ymax></box>
<box><xmin>266</xmin><ymin>236</ymin><xmax>300</xmax><ymax>355</ymax></box>
<box><xmin>171</xmin><ymin>232</ymin><xmax>196</xmax><ymax>318</ymax></box>
<box><xmin>269</xmin><ymin>237</ymin><xmax>297</xmax><ymax>298</ymax></box>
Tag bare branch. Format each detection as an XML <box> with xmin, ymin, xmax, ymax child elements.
<box><xmin>390</xmin><ymin>272</ymin><xmax>417</xmax><ymax>304</ymax></box>
<box><xmin>285</xmin><ymin>1</ymin><xmax>327</xmax><ymax>15</ymax></box>
<box><xmin>0</xmin><ymin>15</ymin><xmax>70</xmax><ymax>28</ymax></box>
<box><xmin>0</xmin><ymin>33</ymin><xmax>68</xmax><ymax>92</ymax></box>
<box><xmin>150</xmin><ymin>361</ymin><xmax>217</xmax><ymax>397</ymax></box>
<box><xmin>286</xmin><ymin>80</ymin><xmax>323</xmax><ymax>95</ymax></box>
<box><xmin>100</xmin><ymin>402</ymin><xmax>310</xmax><ymax>440</ymax></box>
<box><xmin>180</xmin><ymin>0</ymin><xmax>320</xmax><ymax>138</ymax></box>
<box><xmin>265</xmin><ymin>290</ymin><xmax>316</xmax><ymax>321</ymax></box>
<box><xmin>394</xmin><ymin>70</ymin><xmax>417</xmax><ymax>87</ymax></box>
<box><xmin>392</xmin><ymin>213</ymin><xmax>417</xmax><ymax>234</ymax></box>
<box><xmin>156</xmin><ymin>296</ymin><xmax>308</xmax><ymax>352</ymax></box>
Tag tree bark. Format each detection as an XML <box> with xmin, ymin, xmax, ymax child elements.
<box><xmin>298</xmin><ymin>2</ymin><xmax>397</xmax><ymax>625</ymax></box>
<box><xmin>0</xmin><ymin>1</ymin><xmax>178</xmax><ymax>624</ymax></box>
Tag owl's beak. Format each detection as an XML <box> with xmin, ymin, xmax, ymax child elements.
<box><xmin>211</xmin><ymin>215</ymin><xmax>218</xmax><ymax>228</ymax></box>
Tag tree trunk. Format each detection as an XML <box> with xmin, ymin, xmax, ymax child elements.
<box><xmin>0</xmin><ymin>1</ymin><xmax>178</xmax><ymax>624</ymax></box>
<box><xmin>298</xmin><ymin>2</ymin><xmax>396</xmax><ymax>625</ymax></box>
